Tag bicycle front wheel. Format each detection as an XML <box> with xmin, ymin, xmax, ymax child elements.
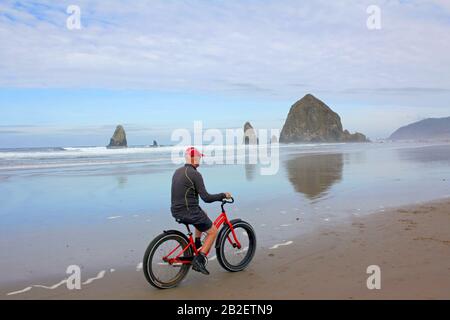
<box><xmin>216</xmin><ymin>220</ymin><xmax>257</xmax><ymax>272</ymax></box>
<box><xmin>143</xmin><ymin>230</ymin><xmax>192</xmax><ymax>289</ymax></box>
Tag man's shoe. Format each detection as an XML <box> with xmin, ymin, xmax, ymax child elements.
<box><xmin>192</xmin><ymin>253</ymin><xmax>210</xmax><ymax>275</ymax></box>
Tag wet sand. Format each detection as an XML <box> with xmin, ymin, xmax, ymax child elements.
<box><xmin>3</xmin><ymin>197</ymin><xmax>450</xmax><ymax>300</ymax></box>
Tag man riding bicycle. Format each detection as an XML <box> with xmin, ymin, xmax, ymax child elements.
<box><xmin>171</xmin><ymin>147</ymin><xmax>232</xmax><ymax>275</ymax></box>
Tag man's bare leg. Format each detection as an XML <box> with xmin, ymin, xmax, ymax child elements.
<box><xmin>200</xmin><ymin>226</ymin><xmax>218</xmax><ymax>255</ymax></box>
<box><xmin>192</xmin><ymin>226</ymin><xmax>217</xmax><ymax>275</ymax></box>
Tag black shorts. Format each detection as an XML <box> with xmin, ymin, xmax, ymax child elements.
<box><xmin>174</xmin><ymin>208</ymin><xmax>213</xmax><ymax>232</ymax></box>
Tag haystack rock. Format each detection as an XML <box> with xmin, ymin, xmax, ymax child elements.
<box><xmin>342</xmin><ymin>130</ymin><xmax>368</xmax><ymax>142</ymax></box>
<box><xmin>107</xmin><ymin>125</ymin><xmax>127</xmax><ymax>148</ymax></box>
<box><xmin>271</xmin><ymin>135</ymin><xmax>278</xmax><ymax>144</ymax></box>
<box><xmin>279</xmin><ymin>94</ymin><xmax>369</xmax><ymax>143</ymax></box>
<box><xmin>243</xmin><ymin>122</ymin><xmax>259</xmax><ymax>145</ymax></box>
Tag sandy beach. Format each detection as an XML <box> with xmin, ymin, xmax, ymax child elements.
<box><xmin>3</xmin><ymin>197</ymin><xmax>449</xmax><ymax>300</ymax></box>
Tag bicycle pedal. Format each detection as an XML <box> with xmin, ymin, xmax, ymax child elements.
<box><xmin>178</xmin><ymin>256</ymin><xmax>194</xmax><ymax>262</ymax></box>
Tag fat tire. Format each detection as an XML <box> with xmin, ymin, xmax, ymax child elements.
<box><xmin>216</xmin><ymin>220</ymin><xmax>256</xmax><ymax>272</ymax></box>
<box><xmin>143</xmin><ymin>231</ymin><xmax>192</xmax><ymax>289</ymax></box>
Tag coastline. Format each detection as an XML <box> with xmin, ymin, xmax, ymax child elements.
<box><xmin>3</xmin><ymin>197</ymin><xmax>450</xmax><ymax>300</ymax></box>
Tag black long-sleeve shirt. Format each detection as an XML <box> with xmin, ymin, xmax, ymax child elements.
<box><xmin>171</xmin><ymin>164</ymin><xmax>225</xmax><ymax>217</ymax></box>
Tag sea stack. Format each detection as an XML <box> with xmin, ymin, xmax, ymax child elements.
<box><xmin>279</xmin><ymin>94</ymin><xmax>369</xmax><ymax>143</ymax></box>
<box><xmin>243</xmin><ymin>122</ymin><xmax>259</xmax><ymax>145</ymax></box>
<box><xmin>107</xmin><ymin>125</ymin><xmax>128</xmax><ymax>148</ymax></box>
<box><xmin>271</xmin><ymin>135</ymin><xmax>278</xmax><ymax>144</ymax></box>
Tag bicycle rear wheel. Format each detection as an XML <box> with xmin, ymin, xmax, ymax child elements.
<box><xmin>143</xmin><ymin>230</ymin><xmax>193</xmax><ymax>289</ymax></box>
<box><xmin>216</xmin><ymin>220</ymin><xmax>257</xmax><ymax>272</ymax></box>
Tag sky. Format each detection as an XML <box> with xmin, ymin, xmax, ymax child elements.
<box><xmin>0</xmin><ymin>0</ymin><xmax>450</xmax><ymax>147</ymax></box>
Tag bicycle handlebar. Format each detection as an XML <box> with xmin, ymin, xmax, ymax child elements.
<box><xmin>222</xmin><ymin>197</ymin><xmax>234</xmax><ymax>204</ymax></box>
<box><xmin>221</xmin><ymin>197</ymin><xmax>234</xmax><ymax>212</ymax></box>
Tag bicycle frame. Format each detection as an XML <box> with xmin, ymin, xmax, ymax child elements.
<box><xmin>162</xmin><ymin>207</ymin><xmax>242</xmax><ymax>265</ymax></box>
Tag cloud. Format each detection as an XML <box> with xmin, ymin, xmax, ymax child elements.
<box><xmin>225</xmin><ymin>82</ymin><xmax>274</xmax><ymax>94</ymax></box>
<box><xmin>0</xmin><ymin>0</ymin><xmax>449</xmax><ymax>145</ymax></box>
<box><xmin>0</xmin><ymin>123</ymin><xmax>168</xmax><ymax>136</ymax></box>
<box><xmin>0</xmin><ymin>0</ymin><xmax>449</xmax><ymax>99</ymax></box>
<box><xmin>342</xmin><ymin>87</ymin><xmax>450</xmax><ymax>94</ymax></box>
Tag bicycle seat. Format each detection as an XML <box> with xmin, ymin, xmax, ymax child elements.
<box><xmin>176</xmin><ymin>219</ymin><xmax>191</xmax><ymax>232</ymax></box>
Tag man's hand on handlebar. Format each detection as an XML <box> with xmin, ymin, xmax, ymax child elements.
<box><xmin>224</xmin><ymin>192</ymin><xmax>232</xmax><ymax>199</ymax></box>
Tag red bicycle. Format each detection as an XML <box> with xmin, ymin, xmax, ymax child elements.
<box><xmin>143</xmin><ymin>198</ymin><xmax>256</xmax><ymax>289</ymax></box>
